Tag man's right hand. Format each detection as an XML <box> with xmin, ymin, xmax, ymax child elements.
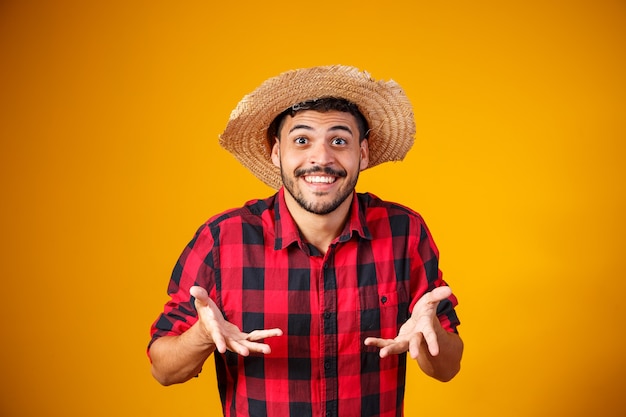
<box><xmin>190</xmin><ymin>286</ymin><xmax>283</xmax><ymax>356</ymax></box>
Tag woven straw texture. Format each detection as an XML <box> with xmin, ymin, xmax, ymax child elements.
<box><xmin>219</xmin><ymin>65</ymin><xmax>416</xmax><ymax>190</ymax></box>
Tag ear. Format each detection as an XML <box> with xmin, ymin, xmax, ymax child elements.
<box><xmin>271</xmin><ymin>139</ymin><xmax>281</xmax><ymax>168</ymax></box>
<box><xmin>359</xmin><ymin>139</ymin><xmax>369</xmax><ymax>171</ymax></box>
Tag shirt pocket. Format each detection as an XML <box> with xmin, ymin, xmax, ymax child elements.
<box><xmin>359</xmin><ymin>287</ymin><xmax>409</xmax><ymax>353</ymax></box>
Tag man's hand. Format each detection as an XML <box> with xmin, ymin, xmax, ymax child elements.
<box><xmin>190</xmin><ymin>286</ymin><xmax>283</xmax><ymax>356</ymax></box>
<box><xmin>364</xmin><ymin>286</ymin><xmax>452</xmax><ymax>359</ymax></box>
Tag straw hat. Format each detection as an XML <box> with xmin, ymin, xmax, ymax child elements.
<box><xmin>219</xmin><ymin>65</ymin><xmax>416</xmax><ymax>190</ymax></box>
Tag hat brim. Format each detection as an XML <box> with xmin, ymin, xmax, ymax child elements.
<box><xmin>219</xmin><ymin>65</ymin><xmax>416</xmax><ymax>190</ymax></box>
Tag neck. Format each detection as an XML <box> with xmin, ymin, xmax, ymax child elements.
<box><xmin>283</xmin><ymin>192</ymin><xmax>353</xmax><ymax>255</ymax></box>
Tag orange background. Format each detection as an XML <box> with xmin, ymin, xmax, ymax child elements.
<box><xmin>1</xmin><ymin>1</ymin><xmax>625</xmax><ymax>416</ymax></box>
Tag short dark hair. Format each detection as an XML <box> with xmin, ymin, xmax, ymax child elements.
<box><xmin>267</xmin><ymin>97</ymin><xmax>370</xmax><ymax>147</ymax></box>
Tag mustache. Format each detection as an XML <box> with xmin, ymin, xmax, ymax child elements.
<box><xmin>295</xmin><ymin>166</ymin><xmax>347</xmax><ymax>178</ymax></box>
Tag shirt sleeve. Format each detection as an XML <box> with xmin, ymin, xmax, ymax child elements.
<box><xmin>409</xmin><ymin>218</ymin><xmax>461</xmax><ymax>334</ymax></box>
<box><xmin>148</xmin><ymin>223</ymin><xmax>217</xmax><ymax>351</ymax></box>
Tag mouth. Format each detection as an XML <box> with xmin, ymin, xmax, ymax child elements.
<box><xmin>303</xmin><ymin>175</ymin><xmax>337</xmax><ymax>185</ymax></box>
<box><xmin>296</xmin><ymin>167</ymin><xmax>346</xmax><ymax>186</ymax></box>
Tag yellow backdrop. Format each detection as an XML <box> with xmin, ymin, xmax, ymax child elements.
<box><xmin>1</xmin><ymin>1</ymin><xmax>624</xmax><ymax>416</ymax></box>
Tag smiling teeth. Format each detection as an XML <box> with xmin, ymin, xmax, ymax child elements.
<box><xmin>305</xmin><ymin>176</ymin><xmax>335</xmax><ymax>184</ymax></box>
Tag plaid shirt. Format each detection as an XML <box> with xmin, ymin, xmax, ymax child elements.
<box><xmin>150</xmin><ymin>188</ymin><xmax>460</xmax><ymax>417</ymax></box>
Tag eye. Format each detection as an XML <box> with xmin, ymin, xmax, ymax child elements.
<box><xmin>331</xmin><ymin>137</ymin><xmax>347</xmax><ymax>146</ymax></box>
<box><xmin>294</xmin><ymin>136</ymin><xmax>308</xmax><ymax>145</ymax></box>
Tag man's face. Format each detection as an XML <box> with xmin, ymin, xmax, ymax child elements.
<box><xmin>271</xmin><ymin>110</ymin><xmax>369</xmax><ymax>215</ymax></box>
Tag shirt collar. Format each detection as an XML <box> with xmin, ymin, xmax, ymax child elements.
<box><xmin>273</xmin><ymin>187</ymin><xmax>372</xmax><ymax>251</ymax></box>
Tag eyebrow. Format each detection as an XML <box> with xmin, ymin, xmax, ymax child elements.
<box><xmin>288</xmin><ymin>124</ymin><xmax>354</xmax><ymax>135</ymax></box>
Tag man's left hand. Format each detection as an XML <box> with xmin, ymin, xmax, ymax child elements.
<box><xmin>364</xmin><ymin>286</ymin><xmax>452</xmax><ymax>359</ymax></box>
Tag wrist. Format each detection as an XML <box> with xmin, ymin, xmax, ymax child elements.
<box><xmin>186</xmin><ymin>321</ymin><xmax>217</xmax><ymax>352</ymax></box>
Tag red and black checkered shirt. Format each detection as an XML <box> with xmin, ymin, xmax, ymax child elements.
<box><xmin>150</xmin><ymin>188</ymin><xmax>460</xmax><ymax>417</ymax></box>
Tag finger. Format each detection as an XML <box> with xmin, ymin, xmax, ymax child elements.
<box><xmin>414</xmin><ymin>287</ymin><xmax>451</xmax><ymax>314</ymax></box>
<box><xmin>190</xmin><ymin>286</ymin><xmax>210</xmax><ymax>306</ymax></box>
<box><xmin>379</xmin><ymin>341</ymin><xmax>410</xmax><ymax>358</ymax></box>
<box><xmin>246</xmin><ymin>328</ymin><xmax>283</xmax><ymax>341</ymax></box>
<box><xmin>243</xmin><ymin>329</ymin><xmax>283</xmax><ymax>355</ymax></box>
<box><xmin>369</xmin><ymin>336</ymin><xmax>409</xmax><ymax>358</ymax></box>
<box><xmin>230</xmin><ymin>334</ymin><xmax>282</xmax><ymax>356</ymax></box>
<box><xmin>211</xmin><ymin>328</ymin><xmax>228</xmax><ymax>354</ymax></box>
<box><xmin>191</xmin><ymin>287</ymin><xmax>226</xmax><ymax>350</ymax></box>
<box><xmin>379</xmin><ymin>345</ymin><xmax>393</xmax><ymax>358</ymax></box>
<box><xmin>364</xmin><ymin>337</ymin><xmax>393</xmax><ymax>358</ymax></box>
<box><xmin>241</xmin><ymin>340</ymin><xmax>271</xmax><ymax>355</ymax></box>
<box><xmin>408</xmin><ymin>333</ymin><xmax>422</xmax><ymax>360</ymax></box>
<box><xmin>427</xmin><ymin>286</ymin><xmax>452</xmax><ymax>303</ymax></box>
<box><xmin>228</xmin><ymin>340</ymin><xmax>251</xmax><ymax>356</ymax></box>
<box><xmin>422</xmin><ymin>327</ymin><xmax>440</xmax><ymax>357</ymax></box>
<box><xmin>364</xmin><ymin>337</ymin><xmax>394</xmax><ymax>348</ymax></box>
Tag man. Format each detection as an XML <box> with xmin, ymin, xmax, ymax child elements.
<box><xmin>148</xmin><ymin>65</ymin><xmax>463</xmax><ymax>417</ymax></box>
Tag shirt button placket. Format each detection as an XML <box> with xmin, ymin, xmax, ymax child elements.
<box><xmin>321</xmin><ymin>251</ymin><xmax>338</xmax><ymax>417</ymax></box>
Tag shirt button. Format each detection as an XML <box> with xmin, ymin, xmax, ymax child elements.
<box><xmin>324</xmin><ymin>312</ymin><xmax>331</xmax><ymax>319</ymax></box>
<box><xmin>324</xmin><ymin>361</ymin><xmax>330</xmax><ymax>370</ymax></box>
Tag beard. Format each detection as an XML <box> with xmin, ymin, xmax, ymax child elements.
<box><xmin>281</xmin><ymin>165</ymin><xmax>358</xmax><ymax>215</ymax></box>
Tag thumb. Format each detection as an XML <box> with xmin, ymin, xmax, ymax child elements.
<box><xmin>414</xmin><ymin>286</ymin><xmax>452</xmax><ymax>314</ymax></box>
<box><xmin>428</xmin><ymin>286</ymin><xmax>452</xmax><ymax>303</ymax></box>
<box><xmin>189</xmin><ymin>285</ymin><xmax>225</xmax><ymax>352</ymax></box>
<box><xmin>190</xmin><ymin>285</ymin><xmax>210</xmax><ymax>307</ymax></box>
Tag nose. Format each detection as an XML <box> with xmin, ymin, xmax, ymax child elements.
<box><xmin>309</xmin><ymin>141</ymin><xmax>334</xmax><ymax>166</ymax></box>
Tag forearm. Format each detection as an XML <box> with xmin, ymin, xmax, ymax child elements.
<box><xmin>416</xmin><ymin>322</ymin><xmax>464</xmax><ymax>382</ymax></box>
<box><xmin>149</xmin><ymin>322</ymin><xmax>216</xmax><ymax>386</ymax></box>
